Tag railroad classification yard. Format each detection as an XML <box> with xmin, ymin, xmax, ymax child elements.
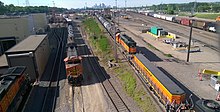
<box><xmin>0</xmin><ymin>1</ymin><xmax>220</xmax><ymax>112</ymax></box>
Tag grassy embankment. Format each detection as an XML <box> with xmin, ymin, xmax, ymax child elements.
<box><xmin>178</xmin><ymin>12</ymin><xmax>219</xmax><ymax>20</ymax></box>
<box><xmin>195</xmin><ymin>13</ymin><xmax>219</xmax><ymax>20</ymax></box>
<box><xmin>83</xmin><ymin>17</ymin><xmax>157</xmax><ymax>112</ymax></box>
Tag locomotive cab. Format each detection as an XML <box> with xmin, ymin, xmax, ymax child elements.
<box><xmin>64</xmin><ymin>56</ymin><xmax>83</xmax><ymax>85</ymax></box>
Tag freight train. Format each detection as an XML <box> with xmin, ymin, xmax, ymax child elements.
<box><xmin>0</xmin><ymin>66</ymin><xmax>30</xmax><ymax>112</ymax></box>
<box><xmin>145</xmin><ymin>12</ymin><xmax>218</xmax><ymax>32</ymax></box>
<box><xmin>133</xmin><ymin>54</ymin><xmax>186</xmax><ymax>108</ymax></box>
<box><xmin>96</xmin><ymin>14</ymin><xmax>188</xmax><ymax>110</ymax></box>
<box><xmin>64</xmin><ymin>24</ymin><xmax>83</xmax><ymax>85</ymax></box>
<box><xmin>96</xmin><ymin>13</ymin><xmax>220</xmax><ymax>111</ymax></box>
<box><xmin>96</xmin><ymin>14</ymin><xmax>137</xmax><ymax>54</ymax></box>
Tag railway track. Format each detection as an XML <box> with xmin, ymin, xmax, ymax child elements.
<box><xmin>84</xmin><ymin>46</ymin><xmax>130</xmax><ymax>112</ymax></box>
<box><xmin>128</xmin><ymin>12</ymin><xmax>220</xmax><ymax>52</ymax></box>
<box><xmin>79</xmin><ymin>24</ymin><xmax>130</xmax><ymax>112</ymax></box>
<box><xmin>95</xmin><ymin>16</ymin><xmax>165</xmax><ymax>111</ymax></box>
<box><xmin>107</xmin><ymin>18</ymin><xmax>202</xmax><ymax>111</ymax></box>
<box><xmin>72</xmin><ymin>86</ymin><xmax>85</xmax><ymax>112</ymax></box>
<box><xmin>40</xmin><ymin>28</ymin><xmax>67</xmax><ymax>112</ymax></box>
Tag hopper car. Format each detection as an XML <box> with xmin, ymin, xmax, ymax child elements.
<box><xmin>96</xmin><ymin>14</ymin><xmax>136</xmax><ymax>54</ymax></box>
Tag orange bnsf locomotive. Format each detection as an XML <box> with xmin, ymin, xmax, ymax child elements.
<box><xmin>96</xmin><ymin>14</ymin><xmax>193</xmax><ymax>111</ymax></box>
<box><xmin>132</xmin><ymin>54</ymin><xmax>186</xmax><ymax>107</ymax></box>
<box><xmin>64</xmin><ymin>24</ymin><xmax>83</xmax><ymax>84</ymax></box>
<box><xmin>0</xmin><ymin>66</ymin><xmax>30</xmax><ymax>112</ymax></box>
<box><xmin>116</xmin><ymin>33</ymin><xmax>136</xmax><ymax>54</ymax></box>
<box><xmin>96</xmin><ymin>14</ymin><xmax>136</xmax><ymax>54</ymax></box>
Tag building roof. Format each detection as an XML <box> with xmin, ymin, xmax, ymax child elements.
<box><xmin>6</xmin><ymin>35</ymin><xmax>46</xmax><ymax>53</ymax></box>
<box><xmin>135</xmin><ymin>53</ymin><xmax>185</xmax><ymax>95</ymax></box>
<box><xmin>0</xmin><ymin>66</ymin><xmax>26</xmax><ymax>100</ymax></box>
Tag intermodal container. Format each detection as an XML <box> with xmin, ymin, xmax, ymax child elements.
<box><xmin>150</xmin><ymin>26</ymin><xmax>163</xmax><ymax>35</ymax></box>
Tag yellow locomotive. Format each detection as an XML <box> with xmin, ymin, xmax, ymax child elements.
<box><xmin>0</xmin><ymin>66</ymin><xmax>30</xmax><ymax>112</ymax></box>
<box><xmin>116</xmin><ymin>33</ymin><xmax>136</xmax><ymax>54</ymax></box>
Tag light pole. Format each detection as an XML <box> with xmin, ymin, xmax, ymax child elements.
<box><xmin>125</xmin><ymin>0</ymin><xmax>127</xmax><ymax>12</ymax></box>
<box><xmin>186</xmin><ymin>19</ymin><xmax>193</xmax><ymax>62</ymax></box>
<box><xmin>186</xmin><ymin>1</ymin><xmax>196</xmax><ymax>62</ymax></box>
<box><xmin>114</xmin><ymin>0</ymin><xmax>118</xmax><ymax>63</ymax></box>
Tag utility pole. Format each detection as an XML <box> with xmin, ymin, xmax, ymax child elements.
<box><xmin>186</xmin><ymin>0</ymin><xmax>196</xmax><ymax>62</ymax></box>
<box><xmin>114</xmin><ymin>0</ymin><xmax>118</xmax><ymax>63</ymax></box>
<box><xmin>52</xmin><ymin>1</ymin><xmax>55</xmax><ymax>7</ymax></box>
<box><xmin>125</xmin><ymin>0</ymin><xmax>127</xmax><ymax>11</ymax></box>
<box><xmin>186</xmin><ymin>20</ymin><xmax>193</xmax><ymax>62</ymax></box>
<box><xmin>85</xmin><ymin>2</ymin><xmax>87</xmax><ymax>10</ymax></box>
<box><xmin>25</xmin><ymin>0</ymin><xmax>30</xmax><ymax>6</ymax></box>
<box><xmin>17</xmin><ymin>0</ymin><xmax>19</xmax><ymax>5</ymax></box>
<box><xmin>116</xmin><ymin>0</ymin><xmax>119</xmax><ymax>26</ymax></box>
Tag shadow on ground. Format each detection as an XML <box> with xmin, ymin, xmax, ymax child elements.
<box><xmin>136</xmin><ymin>46</ymin><xmax>163</xmax><ymax>62</ymax></box>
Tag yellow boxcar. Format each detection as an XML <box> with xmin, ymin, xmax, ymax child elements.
<box><xmin>133</xmin><ymin>54</ymin><xmax>185</xmax><ymax>104</ymax></box>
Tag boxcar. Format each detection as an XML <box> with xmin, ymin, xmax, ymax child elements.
<box><xmin>181</xmin><ymin>18</ymin><xmax>190</xmax><ymax>26</ymax></box>
<box><xmin>192</xmin><ymin>20</ymin><xmax>207</xmax><ymax>30</ymax></box>
<box><xmin>133</xmin><ymin>54</ymin><xmax>185</xmax><ymax>104</ymax></box>
<box><xmin>116</xmin><ymin>34</ymin><xmax>136</xmax><ymax>54</ymax></box>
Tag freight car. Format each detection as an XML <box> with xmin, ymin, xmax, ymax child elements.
<box><xmin>64</xmin><ymin>24</ymin><xmax>83</xmax><ymax>85</ymax></box>
<box><xmin>116</xmin><ymin>34</ymin><xmax>136</xmax><ymax>54</ymax></box>
<box><xmin>145</xmin><ymin>12</ymin><xmax>218</xmax><ymax>32</ymax></box>
<box><xmin>181</xmin><ymin>18</ymin><xmax>190</xmax><ymax>26</ymax></box>
<box><xmin>132</xmin><ymin>54</ymin><xmax>186</xmax><ymax>109</ymax></box>
<box><xmin>96</xmin><ymin>14</ymin><xmax>136</xmax><ymax>54</ymax></box>
<box><xmin>96</xmin><ymin>14</ymin><xmax>120</xmax><ymax>38</ymax></box>
<box><xmin>0</xmin><ymin>66</ymin><xmax>30</xmax><ymax>112</ymax></box>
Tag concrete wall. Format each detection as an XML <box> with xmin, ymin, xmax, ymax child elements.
<box><xmin>32</xmin><ymin>13</ymin><xmax>47</xmax><ymax>33</ymax></box>
<box><xmin>0</xmin><ymin>17</ymin><xmax>30</xmax><ymax>42</ymax></box>
<box><xmin>0</xmin><ymin>13</ymin><xmax>48</xmax><ymax>42</ymax></box>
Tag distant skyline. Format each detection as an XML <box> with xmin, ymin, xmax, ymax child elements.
<box><xmin>1</xmin><ymin>0</ymin><xmax>219</xmax><ymax>9</ymax></box>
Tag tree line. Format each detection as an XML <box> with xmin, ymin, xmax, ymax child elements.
<box><xmin>0</xmin><ymin>1</ymin><xmax>67</xmax><ymax>15</ymax></box>
<box><xmin>149</xmin><ymin>2</ymin><xmax>220</xmax><ymax>14</ymax></box>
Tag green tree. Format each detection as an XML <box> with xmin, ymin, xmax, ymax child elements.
<box><xmin>0</xmin><ymin>1</ymin><xmax>6</xmax><ymax>14</ymax></box>
<box><xmin>166</xmin><ymin>5</ymin><xmax>174</xmax><ymax>14</ymax></box>
<box><xmin>212</xmin><ymin>5</ymin><xmax>220</xmax><ymax>12</ymax></box>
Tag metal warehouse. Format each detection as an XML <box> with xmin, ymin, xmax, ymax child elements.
<box><xmin>0</xmin><ymin>13</ymin><xmax>48</xmax><ymax>55</ymax></box>
<box><xmin>5</xmin><ymin>35</ymin><xmax>50</xmax><ymax>81</ymax></box>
